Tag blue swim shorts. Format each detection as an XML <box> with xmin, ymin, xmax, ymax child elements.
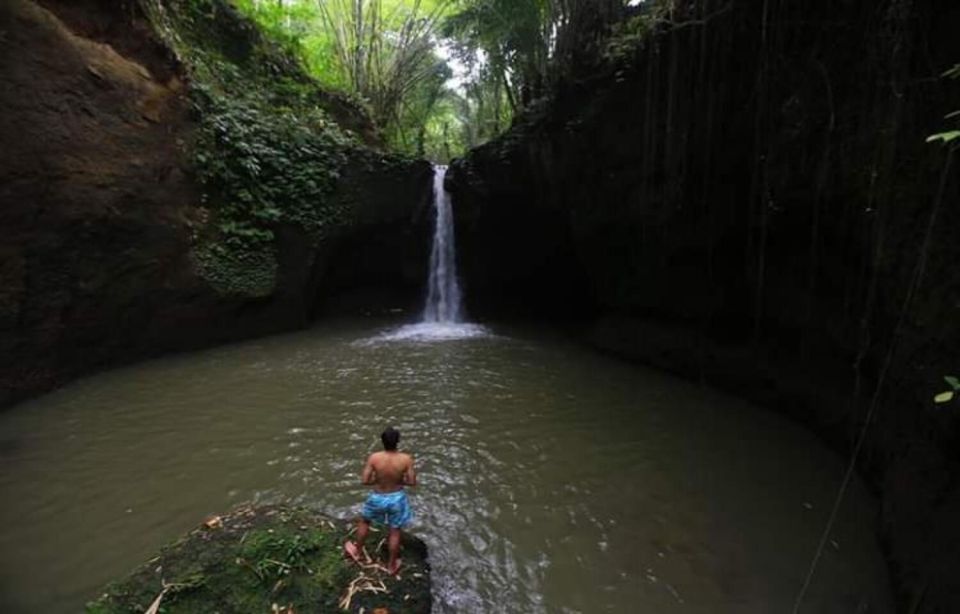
<box><xmin>362</xmin><ymin>490</ymin><xmax>412</xmax><ymax>529</ymax></box>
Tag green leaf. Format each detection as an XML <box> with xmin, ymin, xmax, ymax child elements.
<box><xmin>934</xmin><ymin>391</ymin><xmax>955</xmax><ymax>404</ymax></box>
<box><xmin>945</xmin><ymin>376</ymin><xmax>960</xmax><ymax>391</ymax></box>
<box><xmin>926</xmin><ymin>130</ymin><xmax>960</xmax><ymax>144</ymax></box>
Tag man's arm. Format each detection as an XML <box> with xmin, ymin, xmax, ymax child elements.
<box><xmin>361</xmin><ymin>455</ymin><xmax>376</xmax><ymax>485</ymax></box>
<box><xmin>403</xmin><ymin>455</ymin><xmax>417</xmax><ymax>487</ymax></box>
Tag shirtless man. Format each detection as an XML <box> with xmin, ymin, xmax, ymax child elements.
<box><xmin>344</xmin><ymin>426</ymin><xmax>416</xmax><ymax>574</ymax></box>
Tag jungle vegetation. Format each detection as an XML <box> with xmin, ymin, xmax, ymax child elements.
<box><xmin>234</xmin><ymin>0</ymin><xmax>641</xmax><ymax>161</ymax></box>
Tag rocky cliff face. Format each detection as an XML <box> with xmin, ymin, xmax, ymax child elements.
<box><xmin>449</xmin><ymin>0</ymin><xmax>960</xmax><ymax>610</ymax></box>
<box><xmin>0</xmin><ymin>0</ymin><xmax>432</xmax><ymax>407</ymax></box>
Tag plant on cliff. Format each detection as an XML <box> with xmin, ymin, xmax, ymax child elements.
<box><xmin>138</xmin><ymin>0</ymin><xmax>362</xmax><ymax>296</ymax></box>
<box><xmin>926</xmin><ymin>63</ymin><xmax>960</xmax><ymax>146</ymax></box>
<box><xmin>934</xmin><ymin>376</ymin><xmax>960</xmax><ymax>405</ymax></box>
<box><xmin>190</xmin><ymin>82</ymin><xmax>351</xmax><ymax>243</ymax></box>
<box><xmin>602</xmin><ymin>1</ymin><xmax>674</xmax><ymax>63</ymax></box>
<box><xmin>926</xmin><ymin>66</ymin><xmax>958</xmax><ymax>409</ymax></box>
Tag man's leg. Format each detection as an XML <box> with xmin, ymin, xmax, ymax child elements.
<box><xmin>387</xmin><ymin>527</ymin><xmax>402</xmax><ymax>574</ymax></box>
<box><xmin>345</xmin><ymin>517</ymin><xmax>371</xmax><ymax>562</ymax></box>
<box><xmin>356</xmin><ymin>517</ymin><xmax>370</xmax><ymax>548</ymax></box>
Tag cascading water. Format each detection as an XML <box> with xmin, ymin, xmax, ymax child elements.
<box><xmin>423</xmin><ymin>165</ymin><xmax>463</xmax><ymax>323</ymax></box>
<box><xmin>370</xmin><ymin>164</ymin><xmax>488</xmax><ymax>342</ymax></box>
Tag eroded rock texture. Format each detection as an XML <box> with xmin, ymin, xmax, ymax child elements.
<box><xmin>0</xmin><ymin>0</ymin><xmax>432</xmax><ymax>407</ymax></box>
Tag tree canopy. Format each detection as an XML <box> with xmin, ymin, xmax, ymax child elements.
<box><xmin>234</xmin><ymin>0</ymin><xmax>641</xmax><ymax>161</ymax></box>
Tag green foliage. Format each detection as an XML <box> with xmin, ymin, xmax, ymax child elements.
<box><xmin>603</xmin><ymin>7</ymin><xmax>663</xmax><ymax>63</ymax></box>
<box><xmin>315</xmin><ymin>0</ymin><xmax>450</xmax><ymax>132</ymax></box>
<box><xmin>934</xmin><ymin>375</ymin><xmax>960</xmax><ymax>405</ymax></box>
<box><xmin>192</xmin><ymin>242</ymin><xmax>278</xmax><ymax>297</ymax></box>
<box><xmin>927</xmin><ymin>130</ymin><xmax>960</xmax><ymax>145</ymax></box>
<box><xmin>146</xmin><ymin>0</ymin><xmax>639</xmax><ymax>172</ymax></box>
<box><xmin>137</xmin><ymin>0</ymin><xmax>363</xmax><ymax>296</ymax></box>
<box><xmin>86</xmin><ymin>509</ymin><xmax>351</xmax><ymax>613</ymax></box>
<box><xmin>223</xmin><ymin>0</ymin><xmax>631</xmax><ymax>161</ymax></box>
<box><xmin>441</xmin><ymin>0</ymin><xmax>628</xmax><ymax>153</ymax></box>
<box><xmin>191</xmin><ymin>83</ymin><xmax>351</xmax><ymax>242</ymax></box>
<box><xmin>443</xmin><ymin>0</ymin><xmax>551</xmax><ymax>108</ymax></box>
<box><xmin>444</xmin><ymin>0</ymin><xmax>626</xmax><ymax>93</ymax></box>
<box><xmin>86</xmin><ymin>506</ymin><xmax>431</xmax><ymax>614</ymax></box>
<box><xmin>232</xmin><ymin>0</ymin><xmax>463</xmax><ymax>157</ymax></box>
<box><xmin>237</xmin><ymin>526</ymin><xmax>341</xmax><ymax>589</ymax></box>
<box><xmin>227</xmin><ymin>0</ymin><xmax>579</xmax><ymax>159</ymax></box>
<box><xmin>418</xmin><ymin>90</ymin><xmax>471</xmax><ymax>161</ymax></box>
<box><xmin>928</xmin><ymin>63</ymin><xmax>960</xmax><ymax>146</ymax></box>
<box><xmin>232</xmin><ymin>0</ymin><xmax>352</xmax><ymax>91</ymax></box>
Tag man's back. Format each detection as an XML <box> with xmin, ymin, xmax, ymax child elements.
<box><xmin>367</xmin><ymin>450</ymin><xmax>414</xmax><ymax>493</ymax></box>
<box><xmin>348</xmin><ymin>427</ymin><xmax>415</xmax><ymax>574</ymax></box>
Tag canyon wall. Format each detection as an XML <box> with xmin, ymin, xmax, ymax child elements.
<box><xmin>449</xmin><ymin>1</ymin><xmax>960</xmax><ymax>610</ymax></box>
<box><xmin>0</xmin><ymin>0</ymin><xmax>433</xmax><ymax>407</ymax></box>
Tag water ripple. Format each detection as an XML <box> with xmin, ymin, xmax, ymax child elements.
<box><xmin>0</xmin><ymin>321</ymin><xmax>893</xmax><ymax>613</ymax></box>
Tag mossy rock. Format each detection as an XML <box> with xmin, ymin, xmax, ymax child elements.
<box><xmin>86</xmin><ymin>505</ymin><xmax>431</xmax><ymax>614</ymax></box>
<box><xmin>191</xmin><ymin>242</ymin><xmax>278</xmax><ymax>298</ymax></box>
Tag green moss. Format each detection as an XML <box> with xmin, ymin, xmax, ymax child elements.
<box><xmin>192</xmin><ymin>241</ymin><xmax>277</xmax><ymax>298</ymax></box>
<box><xmin>86</xmin><ymin>505</ymin><xmax>430</xmax><ymax>614</ymax></box>
<box><xmin>137</xmin><ymin>0</ymin><xmax>369</xmax><ymax>297</ymax></box>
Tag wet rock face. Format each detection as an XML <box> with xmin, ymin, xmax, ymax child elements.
<box><xmin>313</xmin><ymin>153</ymin><xmax>434</xmax><ymax>317</ymax></box>
<box><xmin>445</xmin><ymin>153</ymin><xmax>593</xmax><ymax>321</ymax></box>
<box><xmin>0</xmin><ymin>0</ymin><xmax>203</xmax><ymax>405</ymax></box>
<box><xmin>0</xmin><ymin>0</ymin><xmax>432</xmax><ymax>407</ymax></box>
<box><xmin>448</xmin><ymin>0</ymin><xmax>959</xmax><ymax>610</ymax></box>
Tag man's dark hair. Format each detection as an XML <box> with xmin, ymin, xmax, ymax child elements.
<box><xmin>381</xmin><ymin>427</ymin><xmax>400</xmax><ymax>451</ymax></box>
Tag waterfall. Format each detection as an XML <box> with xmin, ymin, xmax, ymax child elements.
<box><xmin>365</xmin><ymin>164</ymin><xmax>487</xmax><ymax>342</ymax></box>
<box><xmin>423</xmin><ymin>165</ymin><xmax>463</xmax><ymax>323</ymax></box>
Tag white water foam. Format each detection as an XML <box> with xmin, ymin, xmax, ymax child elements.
<box><xmin>368</xmin><ymin>322</ymin><xmax>491</xmax><ymax>343</ymax></box>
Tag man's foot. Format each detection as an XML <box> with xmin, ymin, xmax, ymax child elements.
<box><xmin>388</xmin><ymin>557</ymin><xmax>402</xmax><ymax>575</ymax></box>
<box><xmin>344</xmin><ymin>540</ymin><xmax>362</xmax><ymax>563</ymax></box>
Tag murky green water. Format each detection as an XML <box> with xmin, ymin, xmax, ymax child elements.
<box><xmin>0</xmin><ymin>319</ymin><xmax>891</xmax><ymax>612</ymax></box>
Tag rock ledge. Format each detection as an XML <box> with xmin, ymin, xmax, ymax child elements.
<box><xmin>87</xmin><ymin>504</ymin><xmax>431</xmax><ymax>614</ymax></box>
